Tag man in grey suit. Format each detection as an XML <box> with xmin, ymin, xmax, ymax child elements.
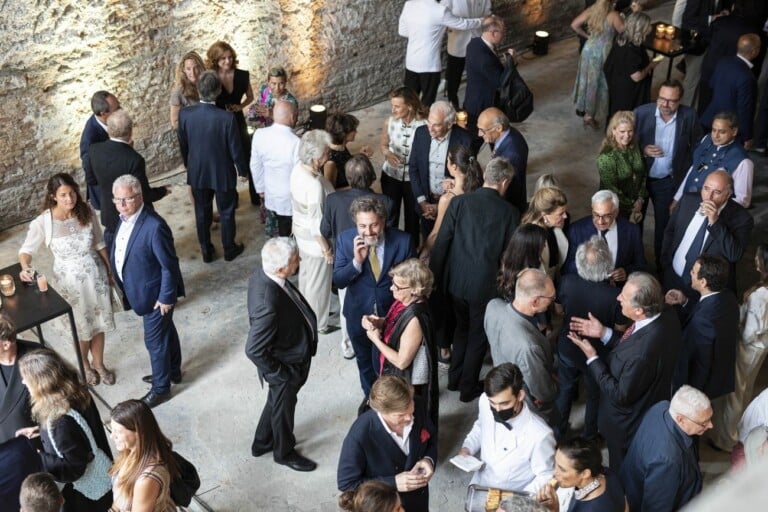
<box><xmin>485</xmin><ymin>268</ymin><xmax>559</xmax><ymax>427</ymax></box>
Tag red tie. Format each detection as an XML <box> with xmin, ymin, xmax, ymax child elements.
<box><xmin>620</xmin><ymin>323</ymin><xmax>635</xmax><ymax>343</ymax></box>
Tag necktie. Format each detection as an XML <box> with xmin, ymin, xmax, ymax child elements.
<box><xmin>369</xmin><ymin>248</ymin><xmax>381</xmax><ymax>282</ymax></box>
<box><xmin>600</xmin><ymin>229</ymin><xmax>608</xmax><ymax>239</ymax></box>
<box><xmin>683</xmin><ymin>218</ymin><xmax>709</xmax><ymax>285</ymax></box>
<box><xmin>620</xmin><ymin>322</ymin><xmax>636</xmax><ymax>343</ymax></box>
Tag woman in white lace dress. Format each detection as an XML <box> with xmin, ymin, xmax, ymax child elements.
<box><xmin>18</xmin><ymin>173</ymin><xmax>116</xmax><ymax>386</ymax></box>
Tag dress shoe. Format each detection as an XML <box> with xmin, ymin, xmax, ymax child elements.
<box><xmin>341</xmin><ymin>339</ymin><xmax>355</xmax><ymax>360</ymax></box>
<box><xmin>275</xmin><ymin>451</ymin><xmax>317</xmax><ymax>472</ymax></box>
<box><xmin>224</xmin><ymin>243</ymin><xmax>245</xmax><ymax>261</ymax></box>
<box><xmin>140</xmin><ymin>391</ymin><xmax>171</xmax><ymax>408</ymax></box>
<box><xmin>318</xmin><ymin>325</ymin><xmax>340</xmax><ymax>335</ymax></box>
<box><xmin>202</xmin><ymin>247</ymin><xmax>215</xmax><ymax>263</ymax></box>
<box><xmin>142</xmin><ymin>374</ymin><xmax>182</xmax><ymax>385</ymax></box>
<box><xmin>251</xmin><ymin>444</ymin><xmax>273</xmax><ymax>457</ymax></box>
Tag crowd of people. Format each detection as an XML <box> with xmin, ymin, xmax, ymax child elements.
<box><xmin>3</xmin><ymin>1</ymin><xmax>768</xmax><ymax>511</ymax></box>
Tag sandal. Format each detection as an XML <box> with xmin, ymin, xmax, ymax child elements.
<box><xmin>94</xmin><ymin>366</ymin><xmax>116</xmax><ymax>386</ymax></box>
<box><xmin>85</xmin><ymin>368</ymin><xmax>100</xmax><ymax>386</ymax></box>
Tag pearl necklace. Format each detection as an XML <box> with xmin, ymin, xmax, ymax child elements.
<box><xmin>574</xmin><ymin>477</ymin><xmax>601</xmax><ymax>500</ymax></box>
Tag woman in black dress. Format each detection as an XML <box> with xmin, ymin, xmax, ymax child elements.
<box><xmin>324</xmin><ymin>113</ymin><xmax>374</xmax><ymax>189</ymax></box>
<box><xmin>206</xmin><ymin>41</ymin><xmax>257</xmax><ymax>204</ymax></box>
<box><xmin>603</xmin><ymin>12</ymin><xmax>656</xmax><ymax>120</ymax></box>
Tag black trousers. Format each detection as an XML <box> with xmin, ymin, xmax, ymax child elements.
<box><xmin>429</xmin><ymin>287</ymin><xmax>455</xmax><ymax>350</ymax></box>
<box><xmin>190</xmin><ymin>187</ymin><xmax>237</xmax><ymax>257</ymax></box>
<box><xmin>252</xmin><ymin>361</ymin><xmax>311</xmax><ymax>460</ymax></box>
<box><xmin>448</xmin><ymin>296</ymin><xmax>489</xmax><ymax>401</ymax></box>
<box><xmin>555</xmin><ymin>351</ymin><xmax>600</xmax><ymax>441</ymax></box>
<box><xmin>642</xmin><ymin>175</ymin><xmax>675</xmax><ymax>269</ymax></box>
<box><xmin>444</xmin><ymin>54</ymin><xmax>466</xmax><ymax>109</ymax></box>
<box><xmin>380</xmin><ymin>173</ymin><xmax>420</xmax><ymax>248</ymax></box>
<box><xmin>404</xmin><ymin>69</ymin><xmax>441</xmax><ymax>107</ymax></box>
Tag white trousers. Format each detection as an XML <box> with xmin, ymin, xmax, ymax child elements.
<box><xmin>297</xmin><ymin>250</ymin><xmax>332</xmax><ymax>331</ymax></box>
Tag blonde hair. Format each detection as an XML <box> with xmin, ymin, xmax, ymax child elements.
<box><xmin>601</xmin><ymin>111</ymin><xmax>637</xmax><ymax>152</ymax></box>
<box><xmin>522</xmin><ymin>187</ymin><xmax>568</xmax><ymax>225</ymax></box>
<box><xmin>369</xmin><ymin>376</ymin><xmax>414</xmax><ymax>414</ymax></box>
<box><xmin>175</xmin><ymin>51</ymin><xmax>204</xmax><ymax>102</ymax></box>
<box><xmin>587</xmin><ymin>0</ymin><xmax>613</xmax><ymax>36</ymax></box>
<box><xmin>18</xmin><ymin>349</ymin><xmax>91</xmax><ymax>424</ymax></box>
<box><xmin>389</xmin><ymin>258</ymin><xmax>434</xmax><ymax>299</ymax></box>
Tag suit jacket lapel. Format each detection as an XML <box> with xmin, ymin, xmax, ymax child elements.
<box><xmin>122</xmin><ymin>209</ymin><xmax>149</xmax><ymax>270</ymax></box>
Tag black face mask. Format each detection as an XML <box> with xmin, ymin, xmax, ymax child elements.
<box><xmin>491</xmin><ymin>402</ymin><xmax>522</xmax><ymax>426</ymax></box>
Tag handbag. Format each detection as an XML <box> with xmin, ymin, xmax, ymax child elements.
<box><xmin>497</xmin><ymin>54</ymin><xmax>534</xmax><ymax>123</ymax></box>
<box><xmin>110</xmin><ymin>285</ymin><xmax>127</xmax><ymax>312</ymax></box>
<box><xmin>410</xmin><ymin>340</ymin><xmax>429</xmax><ymax>385</ymax></box>
<box><xmin>169</xmin><ymin>451</ymin><xmax>200</xmax><ymax>507</ymax></box>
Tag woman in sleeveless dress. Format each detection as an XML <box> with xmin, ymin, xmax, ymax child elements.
<box><xmin>19</xmin><ymin>173</ymin><xmax>115</xmax><ymax>386</ymax></box>
<box><xmin>109</xmin><ymin>399</ymin><xmax>178</xmax><ymax>512</ymax></box>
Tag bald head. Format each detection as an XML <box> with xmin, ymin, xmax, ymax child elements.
<box><xmin>107</xmin><ymin>110</ymin><xmax>132</xmax><ymax>140</ymax></box>
<box><xmin>477</xmin><ymin>107</ymin><xmax>510</xmax><ymax>143</ymax></box>
<box><xmin>701</xmin><ymin>170</ymin><xmax>733</xmax><ymax>208</ymax></box>
<box><xmin>273</xmin><ymin>100</ymin><xmax>297</xmax><ymax>127</ymax></box>
<box><xmin>737</xmin><ymin>33</ymin><xmax>761</xmax><ymax>60</ymax></box>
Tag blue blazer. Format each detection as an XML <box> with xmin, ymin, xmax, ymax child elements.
<box><xmin>111</xmin><ymin>208</ymin><xmax>185</xmax><ymax>316</ymax></box>
<box><xmin>701</xmin><ymin>56</ymin><xmax>757</xmax><ymax>141</ymax></box>
<box><xmin>408</xmin><ymin>125</ymin><xmax>472</xmax><ymax>204</ymax></box>
<box><xmin>494</xmin><ymin>127</ymin><xmax>529</xmax><ymax>213</ymax></box>
<box><xmin>633</xmin><ymin>103</ymin><xmax>702</xmax><ymax>189</ymax></box>
<box><xmin>563</xmin><ymin>215</ymin><xmax>646</xmax><ymax>276</ymax></box>
<box><xmin>177</xmin><ymin>102</ymin><xmax>248</xmax><ymax>191</ymax></box>
<box><xmin>333</xmin><ymin>227</ymin><xmax>414</xmax><ymax>338</ymax></box>
<box><xmin>80</xmin><ymin>115</ymin><xmax>109</xmax><ymax>185</ymax></box>
<box><xmin>337</xmin><ymin>397</ymin><xmax>437</xmax><ymax>512</ymax></box>
<box><xmin>464</xmin><ymin>36</ymin><xmax>503</xmax><ymax>117</ymax></box>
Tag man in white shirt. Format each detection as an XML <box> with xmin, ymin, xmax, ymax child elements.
<box><xmin>250</xmin><ymin>100</ymin><xmax>300</xmax><ymax>237</ymax></box>
<box><xmin>459</xmin><ymin>363</ymin><xmax>555</xmax><ymax>492</ymax></box>
<box><xmin>442</xmin><ymin>0</ymin><xmax>491</xmax><ymax>109</ymax></box>
<box><xmin>398</xmin><ymin>0</ymin><xmax>482</xmax><ymax>106</ymax></box>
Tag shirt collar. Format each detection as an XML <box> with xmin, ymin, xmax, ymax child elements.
<box><xmin>665</xmin><ymin>409</ymin><xmax>694</xmax><ymax>448</ymax></box>
<box><xmin>264</xmin><ymin>271</ymin><xmax>286</xmax><ymax>288</ymax></box>
<box><xmin>109</xmin><ymin>137</ymin><xmax>130</xmax><ymax>145</ymax></box>
<box><xmin>433</xmin><ymin>128</ymin><xmax>451</xmax><ymax>143</ymax></box>
<box><xmin>96</xmin><ymin>117</ymin><xmax>109</xmax><ymax>132</ymax></box>
<box><xmin>119</xmin><ymin>203</ymin><xmax>144</xmax><ymax>224</ymax></box>
<box><xmin>654</xmin><ymin>106</ymin><xmax>678</xmax><ymax>124</ymax></box>
<box><xmin>377</xmin><ymin>412</ymin><xmax>414</xmax><ymax>439</ymax></box>
<box><xmin>737</xmin><ymin>54</ymin><xmax>754</xmax><ymax>69</ymax></box>
<box><xmin>496</xmin><ymin>130</ymin><xmax>510</xmax><ymax>148</ymax></box>
<box><xmin>635</xmin><ymin>312</ymin><xmax>661</xmax><ymax>331</ymax></box>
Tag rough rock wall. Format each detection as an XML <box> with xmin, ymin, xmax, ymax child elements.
<box><xmin>0</xmin><ymin>0</ymin><xmax>583</xmax><ymax>229</ymax></box>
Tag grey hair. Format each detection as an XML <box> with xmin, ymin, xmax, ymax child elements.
<box><xmin>298</xmin><ymin>129</ymin><xmax>332</xmax><ymax>166</ymax></box>
<box><xmin>514</xmin><ymin>268</ymin><xmax>551</xmax><ymax>301</ymax></box>
<box><xmin>485</xmin><ymin>157</ymin><xmax>515</xmax><ymax>185</ymax></box>
<box><xmin>491</xmin><ymin>110</ymin><xmax>511</xmax><ymax>131</ymax></box>
<box><xmin>499</xmin><ymin>495</ymin><xmax>548</xmax><ymax>512</ymax></box>
<box><xmin>618</xmin><ymin>12</ymin><xmax>651</xmax><ymax>46</ymax></box>
<box><xmin>107</xmin><ymin>110</ymin><xmax>132</xmax><ymax>139</ymax></box>
<box><xmin>197</xmin><ymin>70</ymin><xmax>221</xmax><ymax>101</ymax></box>
<box><xmin>591</xmin><ymin>189</ymin><xmax>620</xmax><ymax>211</ymax></box>
<box><xmin>626</xmin><ymin>271</ymin><xmax>663</xmax><ymax>317</ymax></box>
<box><xmin>261</xmin><ymin>237</ymin><xmax>298</xmax><ymax>275</ymax></box>
<box><xmin>112</xmin><ymin>174</ymin><xmax>141</xmax><ymax>195</ymax></box>
<box><xmin>429</xmin><ymin>100</ymin><xmax>456</xmax><ymax>126</ymax></box>
<box><xmin>669</xmin><ymin>385</ymin><xmax>711</xmax><ymax>419</ymax></box>
<box><xmin>575</xmin><ymin>235</ymin><xmax>613</xmax><ymax>282</ymax></box>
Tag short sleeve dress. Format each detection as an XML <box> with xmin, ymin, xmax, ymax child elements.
<box><xmin>604</xmin><ymin>42</ymin><xmax>651</xmax><ymax>119</ymax></box>
<box><xmin>112</xmin><ymin>463</ymin><xmax>176</xmax><ymax>512</ymax></box>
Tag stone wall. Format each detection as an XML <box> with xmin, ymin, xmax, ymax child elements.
<box><xmin>0</xmin><ymin>0</ymin><xmax>586</xmax><ymax>229</ymax></box>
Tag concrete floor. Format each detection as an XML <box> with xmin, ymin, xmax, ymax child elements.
<box><xmin>1</xmin><ymin>1</ymin><xmax>767</xmax><ymax>510</ymax></box>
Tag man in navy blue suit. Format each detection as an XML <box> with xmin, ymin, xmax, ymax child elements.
<box><xmin>178</xmin><ymin>71</ymin><xmax>248</xmax><ymax>263</ymax></box>
<box><xmin>81</xmin><ymin>90</ymin><xmax>120</xmax><ymax>210</ymax></box>
<box><xmin>563</xmin><ymin>190</ymin><xmax>646</xmax><ymax>283</ymax></box>
<box><xmin>333</xmin><ymin>197</ymin><xmax>414</xmax><ymax>396</ymax></box>
<box><xmin>111</xmin><ymin>174</ymin><xmax>185</xmax><ymax>408</ymax></box>
<box><xmin>701</xmin><ymin>33</ymin><xmax>762</xmax><ymax>148</ymax></box>
<box><xmin>408</xmin><ymin>101</ymin><xmax>473</xmax><ymax>238</ymax></box>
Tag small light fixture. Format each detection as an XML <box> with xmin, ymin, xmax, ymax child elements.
<box><xmin>455</xmin><ymin>111</ymin><xmax>468</xmax><ymax>128</ymax></box>
<box><xmin>309</xmin><ymin>104</ymin><xmax>327</xmax><ymax>130</ymax></box>
<box><xmin>533</xmin><ymin>30</ymin><xmax>550</xmax><ymax>56</ymax></box>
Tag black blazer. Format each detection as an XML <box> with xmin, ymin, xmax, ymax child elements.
<box><xmin>494</xmin><ymin>128</ymin><xmax>529</xmax><ymax>213</ymax></box>
<box><xmin>337</xmin><ymin>397</ymin><xmax>437</xmax><ymax>512</ymax></box>
<box><xmin>701</xmin><ymin>56</ymin><xmax>758</xmax><ymax>141</ymax></box>
<box><xmin>661</xmin><ymin>196</ymin><xmax>754</xmax><ymax>291</ymax></box>
<box><xmin>0</xmin><ymin>436</ymin><xmax>42</xmax><ymax>511</ymax></box>
<box><xmin>408</xmin><ymin>125</ymin><xmax>473</xmax><ymax>204</ymax></box>
<box><xmin>633</xmin><ymin>103</ymin><xmax>702</xmax><ymax>189</ymax></box>
<box><xmin>319</xmin><ymin>188</ymin><xmax>396</xmax><ymax>244</ymax></box>
<box><xmin>464</xmin><ymin>36</ymin><xmax>503</xmax><ymax>117</ymax></box>
<box><xmin>672</xmin><ymin>290</ymin><xmax>740</xmax><ymax>399</ymax></box>
<box><xmin>0</xmin><ymin>341</ymin><xmax>39</xmax><ymax>444</ymax></box>
<box><xmin>563</xmin><ymin>215</ymin><xmax>646</xmax><ymax>277</ymax></box>
<box><xmin>177</xmin><ymin>102</ymin><xmax>248</xmax><ymax>191</ymax></box>
<box><xmin>89</xmin><ymin>139</ymin><xmax>169</xmax><ymax>232</ymax></box>
<box><xmin>588</xmin><ymin>307</ymin><xmax>681</xmax><ymax>460</ymax></box>
<box><xmin>80</xmin><ymin>115</ymin><xmax>108</xmax><ymax>183</ymax></box>
<box><xmin>430</xmin><ymin>187</ymin><xmax>519</xmax><ymax>303</ymax></box>
<box><xmin>245</xmin><ymin>267</ymin><xmax>317</xmax><ymax>383</ymax></box>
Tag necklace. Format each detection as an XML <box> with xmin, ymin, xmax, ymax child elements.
<box><xmin>574</xmin><ymin>477</ymin><xmax>601</xmax><ymax>500</ymax></box>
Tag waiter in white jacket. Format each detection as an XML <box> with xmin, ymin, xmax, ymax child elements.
<box><xmin>458</xmin><ymin>363</ymin><xmax>555</xmax><ymax>492</ymax></box>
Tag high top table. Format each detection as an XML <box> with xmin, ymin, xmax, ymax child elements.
<box><xmin>643</xmin><ymin>22</ymin><xmax>704</xmax><ymax>81</ymax></box>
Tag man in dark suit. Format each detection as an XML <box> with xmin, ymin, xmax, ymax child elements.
<box><xmin>634</xmin><ymin>80</ymin><xmax>702</xmax><ymax>266</ymax></box>
<box><xmin>680</xmin><ymin>0</ymin><xmax>722</xmax><ymax>107</ymax></box>
<box><xmin>338</xmin><ymin>376</ymin><xmax>437</xmax><ymax>511</ymax></box>
<box><xmin>334</xmin><ymin>197</ymin><xmax>414</xmax><ymax>396</ymax></box>
<box><xmin>661</xmin><ymin>170</ymin><xmax>754</xmax><ymax>297</ymax></box>
<box><xmin>81</xmin><ymin>90</ymin><xmax>120</xmax><ymax>210</ymax></box>
<box><xmin>178</xmin><ymin>70</ymin><xmax>248</xmax><ymax>262</ymax></box>
<box><xmin>321</xmin><ymin>156</ymin><xmax>395</xmax><ymax>361</ymax></box>
<box><xmin>89</xmin><ymin>110</ymin><xmax>170</xmax><ymax>251</ymax></box>
<box><xmin>409</xmin><ymin>101</ymin><xmax>473</xmax><ymax>238</ymax></box>
<box><xmin>246</xmin><ymin>237</ymin><xmax>318</xmax><ymax>472</ymax></box>
<box><xmin>477</xmin><ymin>107</ymin><xmax>529</xmax><ymax>213</ymax></box>
<box><xmin>666</xmin><ymin>254</ymin><xmax>740</xmax><ymax>399</ymax></box>
<box><xmin>701</xmin><ymin>34</ymin><xmax>762</xmax><ymax>147</ymax></box>
<box><xmin>111</xmin><ymin>175</ymin><xmax>185</xmax><ymax>408</ymax></box>
<box><xmin>563</xmin><ymin>190</ymin><xmax>646</xmax><ymax>283</ymax></box>
<box><xmin>430</xmin><ymin>157</ymin><xmax>519</xmax><ymax>402</ymax></box>
<box><xmin>0</xmin><ymin>437</ymin><xmax>42</xmax><ymax>512</ymax></box>
<box><xmin>569</xmin><ymin>272</ymin><xmax>682</xmax><ymax>470</ymax></box>
<box><xmin>555</xmin><ymin>236</ymin><xmax>629</xmax><ymax>441</ymax></box>
<box><xmin>0</xmin><ymin>314</ymin><xmax>38</xmax><ymax>444</ymax></box>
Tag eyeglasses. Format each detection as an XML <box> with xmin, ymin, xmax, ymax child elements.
<box><xmin>592</xmin><ymin>211</ymin><xmax>615</xmax><ymax>222</ymax></box>
<box><xmin>657</xmin><ymin>97</ymin><xmax>680</xmax><ymax>105</ymax></box>
<box><xmin>391</xmin><ymin>282</ymin><xmax>411</xmax><ymax>291</ymax></box>
<box><xmin>681</xmin><ymin>413</ymin><xmax>712</xmax><ymax>429</ymax></box>
<box><xmin>112</xmin><ymin>195</ymin><xmax>139</xmax><ymax>205</ymax></box>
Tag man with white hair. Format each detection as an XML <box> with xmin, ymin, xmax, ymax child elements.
<box><xmin>620</xmin><ymin>385</ymin><xmax>711</xmax><ymax>511</ymax></box>
<box><xmin>409</xmin><ymin>100</ymin><xmax>473</xmax><ymax>238</ymax></box>
<box><xmin>563</xmin><ymin>189</ymin><xmax>646</xmax><ymax>283</ymax></box>
<box><xmin>245</xmin><ymin>237</ymin><xmax>318</xmax><ymax>472</ymax></box>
